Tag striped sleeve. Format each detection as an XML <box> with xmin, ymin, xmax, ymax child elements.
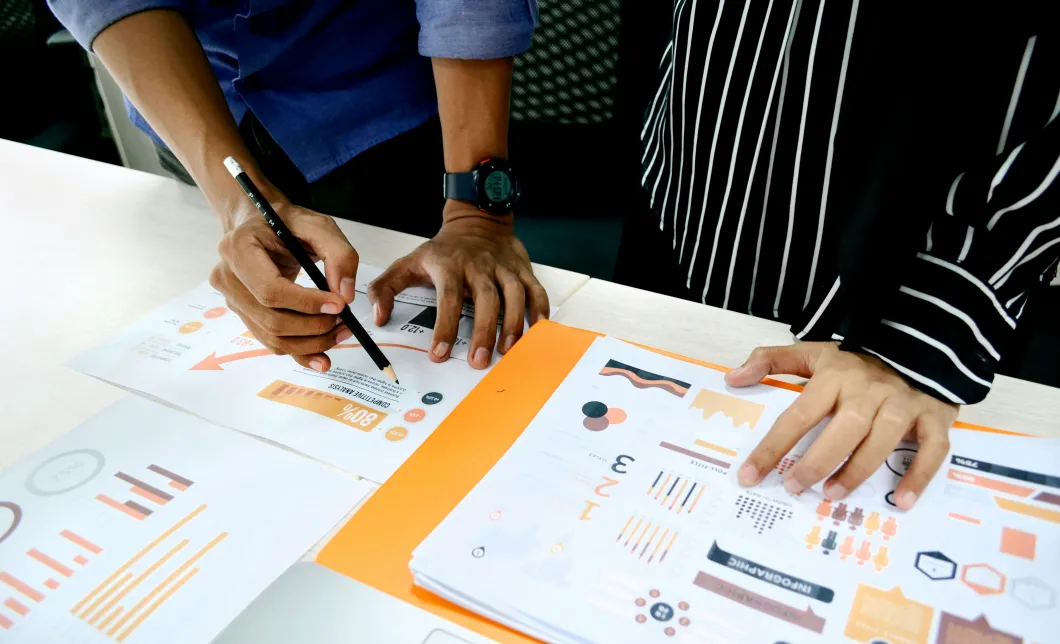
<box><xmin>843</xmin><ymin>114</ymin><xmax>1060</xmax><ymax>404</ymax></box>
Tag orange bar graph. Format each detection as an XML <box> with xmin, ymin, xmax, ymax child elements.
<box><xmin>116</xmin><ymin>568</ymin><xmax>199</xmax><ymax>642</ymax></box>
<box><xmin>130</xmin><ymin>487</ymin><xmax>170</xmax><ymax>506</ymax></box>
<box><xmin>80</xmin><ymin>572</ymin><xmax>131</xmax><ymax>618</ymax></box>
<box><xmin>43</xmin><ymin>579</ymin><xmax>60</xmax><ymax>590</ymax></box>
<box><xmin>948</xmin><ymin>512</ymin><xmax>981</xmax><ymax>525</ymax></box>
<box><xmin>669</xmin><ymin>480</ymin><xmax>689</xmax><ymax>510</ymax></box>
<box><xmin>61</xmin><ymin>530</ymin><xmax>103</xmax><ymax>554</ymax></box>
<box><xmin>0</xmin><ymin>613</ymin><xmax>11</xmax><ymax>630</ymax></box>
<box><xmin>4</xmin><ymin>598</ymin><xmax>29</xmax><ymax>616</ymax></box>
<box><xmin>168</xmin><ymin>481</ymin><xmax>189</xmax><ymax>492</ymax></box>
<box><xmin>654</xmin><ymin>474</ymin><xmax>671</xmax><ymax>500</ymax></box>
<box><xmin>108</xmin><ymin>531</ymin><xmax>228</xmax><ymax>637</ymax></box>
<box><xmin>74</xmin><ymin>555</ymin><xmax>89</xmax><ymax>566</ymax></box>
<box><xmin>687</xmin><ymin>486</ymin><xmax>705</xmax><ymax>514</ymax></box>
<box><xmin>28</xmin><ymin>548</ymin><xmax>74</xmax><ymax>577</ymax></box>
<box><xmin>694</xmin><ymin>440</ymin><xmax>738</xmax><ymax>456</ymax></box>
<box><xmin>648</xmin><ymin>528</ymin><xmax>669</xmax><ymax>564</ymax></box>
<box><xmin>947</xmin><ymin>469</ymin><xmax>1035</xmax><ymax>497</ymax></box>
<box><xmin>96</xmin><ymin>495</ymin><xmax>147</xmax><ymax>520</ymax></box>
<box><xmin>994</xmin><ymin>496</ymin><xmax>1060</xmax><ymax>524</ymax></box>
<box><xmin>2</xmin><ymin>573</ymin><xmax>44</xmax><ymax>602</ymax></box>
<box><xmin>99</xmin><ymin>606</ymin><xmax>124</xmax><ymax>631</ymax></box>
<box><xmin>72</xmin><ymin>505</ymin><xmax>206</xmax><ymax>617</ymax></box>
<box><xmin>89</xmin><ymin>540</ymin><xmax>189</xmax><ymax>625</ymax></box>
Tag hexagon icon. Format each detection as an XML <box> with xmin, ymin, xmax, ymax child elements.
<box><xmin>915</xmin><ymin>551</ymin><xmax>957</xmax><ymax>580</ymax></box>
<box><xmin>961</xmin><ymin>563</ymin><xmax>1006</xmax><ymax>595</ymax></box>
<box><xmin>1011</xmin><ymin>577</ymin><xmax>1055</xmax><ymax>610</ymax></box>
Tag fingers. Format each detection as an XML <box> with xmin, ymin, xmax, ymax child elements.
<box><xmin>893</xmin><ymin>413</ymin><xmax>951</xmax><ymax>510</ymax></box>
<box><xmin>289</xmin><ymin>215</ymin><xmax>360</xmax><ymax>303</ymax></box>
<box><xmin>292</xmin><ymin>353</ymin><xmax>331</xmax><ymax>373</ymax></box>
<box><xmin>367</xmin><ymin>258</ymin><xmax>420</xmax><ymax>326</ymax></box>
<box><xmin>237</xmin><ymin>306</ymin><xmax>350</xmax><ymax>362</ymax></box>
<box><xmin>786</xmin><ymin>394</ymin><xmax>882</xmax><ymax>495</ymax></box>
<box><xmin>496</xmin><ymin>268</ymin><xmax>525</xmax><ymax>354</ymax></box>
<box><xmin>725</xmin><ymin>343</ymin><xmax>824</xmax><ymax>388</ymax></box>
<box><xmin>429</xmin><ymin>272</ymin><xmax>463</xmax><ymax>363</ymax></box>
<box><xmin>520</xmin><ymin>268</ymin><xmax>550</xmax><ymax>326</ymax></box>
<box><xmin>823</xmin><ymin>397</ymin><xmax>915</xmax><ymax>500</ymax></box>
<box><xmin>212</xmin><ymin>264</ymin><xmax>341</xmax><ymax>334</ymax></box>
<box><xmin>468</xmin><ymin>274</ymin><xmax>501</xmax><ymax>369</ymax></box>
<box><xmin>738</xmin><ymin>376</ymin><xmax>839</xmax><ymax>487</ymax></box>
<box><xmin>220</xmin><ymin>236</ymin><xmax>346</xmax><ymax>315</ymax></box>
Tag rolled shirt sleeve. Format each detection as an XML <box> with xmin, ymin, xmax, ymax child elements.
<box><xmin>46</xmin><ymin>0</ymin><xmax>184</xmax><ymax>51</ymax></box>
<box><xmin>415</xmin><ymin>0</ymin><xmax>538</xmax><ymax>59</ymax></box>
<box><xmin>843</xmin><ymin>115</ymin><xmax>1060</xmax><ymax>405</ymax></box>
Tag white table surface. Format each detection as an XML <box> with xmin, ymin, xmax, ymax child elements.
<box><xmin>0</xmin><ymin>139</ymin><xmax>588</xmax><ymax>471</ymax></box>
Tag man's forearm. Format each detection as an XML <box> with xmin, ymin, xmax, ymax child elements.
<box><xmin>432</xmin><ymin>57</ymin><xmax>513</xmax><ymax>217</ymax></box>
<box><xmin>92</xmin><ymin>9</ymin><xmax>276</xmax><ymax>229</ymax></box>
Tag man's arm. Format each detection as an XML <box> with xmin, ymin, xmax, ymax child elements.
<box><xmin>47</xmin><ymin>5</ymin><xmax>359</xmax><ymax>372</ymax></box>
<box><xmin>369</xmin><ymin>0</ymin><xmax>549</xmax><ymax>369</ymax></box>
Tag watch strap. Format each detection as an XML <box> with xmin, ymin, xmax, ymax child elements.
<box><xmin>443</xmin><ymin>171</ymin><xmax>478</xmax><ymax>202</ymax></box>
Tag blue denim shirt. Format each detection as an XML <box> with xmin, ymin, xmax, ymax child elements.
<box><xmin>48</xmin><ymin>1</ymin><xmax>537</xmax><ymax>181</ymax></box>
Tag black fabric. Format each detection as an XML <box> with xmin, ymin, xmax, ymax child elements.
<box><xmin>157</xmin><ymin>111</ymin><xmax>445</xmax><ymax>239</ymax></box>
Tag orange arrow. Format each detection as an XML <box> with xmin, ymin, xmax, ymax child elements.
<box><xmin>191</xmin><ymin>342</ymin><xmax>428</xmax><ymax>371</ymax></box>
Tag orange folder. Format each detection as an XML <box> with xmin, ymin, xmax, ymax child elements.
<box><xmin>316</xmin><ymin>320</ymin><xmax>1017</xmax><ymax>643</ymax></box>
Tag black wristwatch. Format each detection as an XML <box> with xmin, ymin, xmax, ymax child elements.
<box><xmin>443</xmin><ymin>157</ymin><xmax>520</xmax><ymax>215</ymax></box>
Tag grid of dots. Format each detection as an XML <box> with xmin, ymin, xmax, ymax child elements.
<box><xmin>734</xmin><ymin>495</ymin><xmax>793</xmax><ymax>535</ymax></box>
<box><xmin>775</xmin><ymin>455</ymin><xmax>801</xmax><ymax>477</ymax></box>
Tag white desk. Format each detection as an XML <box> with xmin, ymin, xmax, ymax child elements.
<box><xmin>553</xmin><ymin>278</ymin><xmax>1060</xmax><ymax>438</ymax></box>
<box><xmin>0</xmin><ymin>140</ymin><xmax>589</xmax><ymax>471</ymax></box>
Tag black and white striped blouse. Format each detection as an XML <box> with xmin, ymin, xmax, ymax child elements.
<box><xmin>639</xmin><ymin>0</ymin><xmax>1060</xmax><ymax>404</ymax></box>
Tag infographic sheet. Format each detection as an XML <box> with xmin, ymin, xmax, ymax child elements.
<box><xmin>412</xmin><ymin>337</ymin><xmax>1060</xmax><ymax>643</ymax></box>
<box><xmin>69</xmin><ymin>265</ymin><xmax>489</xmax><ymax>483</ymax></box>
<box><xmin>0</xmin><ymin>397</ymin><xmax>372</xmax><ymax>643</ymax></box>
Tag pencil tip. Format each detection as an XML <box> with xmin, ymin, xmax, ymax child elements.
<box><xmin>383</xmin><ymin>365</ymin><xmax>399</xmax><ymax>384</ymax></box>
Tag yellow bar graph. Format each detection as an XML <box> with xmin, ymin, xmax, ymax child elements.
<box><xmin>73</xmin><ymin>505</ymin><xmax>206</xmax><ymax>616</ymax></box>
<box><xmin>108</xmin><ymin>532</ymin><xmax>228</xmax><ymax>637</ymax></box>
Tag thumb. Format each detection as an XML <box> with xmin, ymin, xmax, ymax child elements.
<box><xmin>290</xmin><ymin>214</ymin><xmax>359</xmax><ymax>303</ymax></box>
<box><xmin>724</xmin><ymin>344</ymin><xmax>819</xmax><ymax>387</ymax></box>
<box><xmin>367</xmin><ymin>257</ymin><xmax>421</xmax><ymax>326</ymax></box>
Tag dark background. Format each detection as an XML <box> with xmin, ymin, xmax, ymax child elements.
<box><xmin>2</xmin><ymin>0</ymin><xmax>1056</xmax><ymax>388</ymax></box>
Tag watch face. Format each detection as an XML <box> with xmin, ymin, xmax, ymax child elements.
<box><xmin>483</xmin><ymin>170</ymin><xmax>512</xmax><ymax>203</ymax></box>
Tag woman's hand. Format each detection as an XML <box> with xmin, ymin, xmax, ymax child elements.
<box><xmin>726</xmin><ymin>342</ymin><xmax>958</xmax><ymax>510</ymax></box>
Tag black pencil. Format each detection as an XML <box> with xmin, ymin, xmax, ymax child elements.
<box><xmin>223</xmin><ymin>157</ymin><xmax>398</xmax><ymax>383</ymax></box>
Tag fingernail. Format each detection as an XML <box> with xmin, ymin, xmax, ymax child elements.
<box><xmin>783</xmin><ymin>475</ymin><xmax>804</xmax><ymax>495</ymax></box>
<box><xmin>336</xmin><ymin>328</ymin><xmax>353</xmax><ymax>343</ymax></box>
<box><xmin>373</xmin><ymin>303</ymin><xmax>382</xmax><ymax>325</ymax></box>
<box><xmin>824</xmin><ymin>481</ymin><xmax>848</xmax><ymax>500</ymax></box>
<box><xmin>737</xmin><ymin>463</ymin><xmax>759</xmax><ymax>487</ymax></box>
<box><xmin>340</xmin><ymin>278</ymin><xmax>356</xmax><ymax>303</ymax></box>
<box><xmin>321</xmin><ymin>302</ymin><xmax>341</xmax><ymax>315</ymax></box>
<box><xmin>474</xmin><ymin>347</ymin><xmax>490</xmax><ymax>367</ymax></box>
<box><xmin>432</xmin><ymin>342</ymin><xmax>450</xmax><ymax>358</ymax></box>
<box><xmin>503</xmin><ymin>335</ymin><xmax>516</xmax><ymax>353</ymax></box>
<box><xmin>898</xmin><ymin>491</ymin><xmax>917</xmax><ymax>510</ymax></box>
<box><xmin>309</xmin><ymin>359</ymin><xmax>325</xmax><ymax>372</ymax></box>
<box><xmin>729</xmin><ymin>365</ymin><xmax>749</xmax><ymax>377</ymax></box>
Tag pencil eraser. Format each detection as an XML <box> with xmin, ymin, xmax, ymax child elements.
<box><xmin>223</xmin><ymin>157</ymin><xmax>244</xmax><ymax>178</ymax></box>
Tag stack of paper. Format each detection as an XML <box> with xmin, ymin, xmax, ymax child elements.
<box><xmin>410</xmin><ymin>337</ymin><xmax>1060</xmax><ymax>643</ymax></box>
